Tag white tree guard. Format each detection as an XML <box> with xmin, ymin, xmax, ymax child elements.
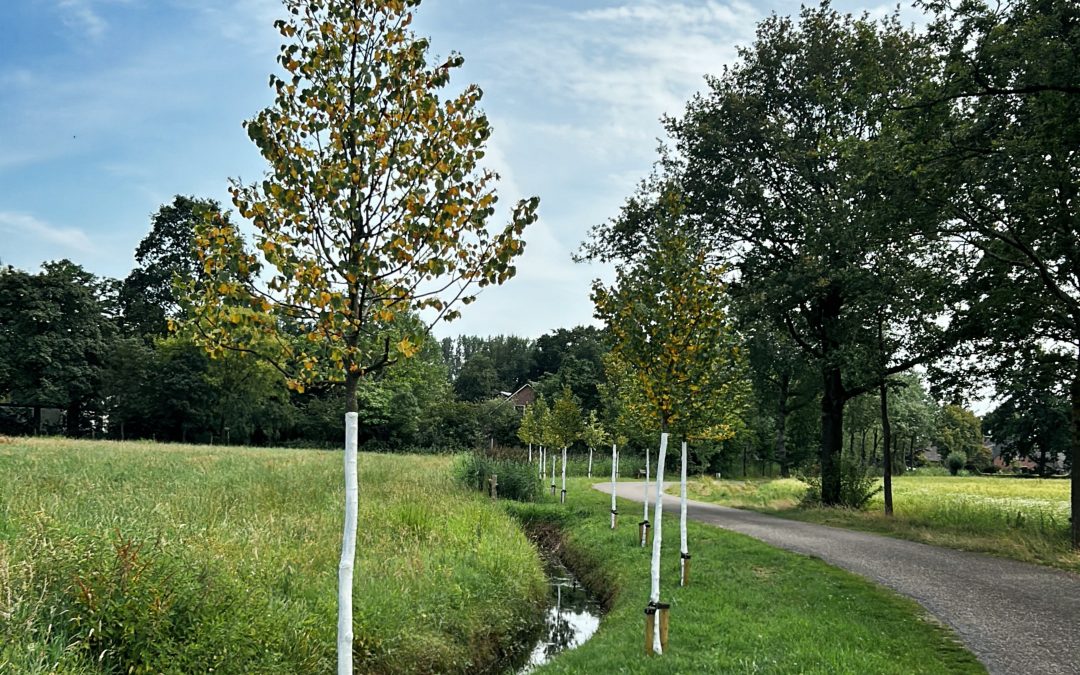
<box><xmin>650</xmin><ymin>432</ymin><xmax>669</xmax><ymax>655</ymax></box>
<box><xmin>610</xmin><ymin>444</ymin><xmax>618</xmax><ymax>529</ymax></box>
<box><xmin>561</xmin><ymin>446</ymin><xmax>567</xmax><ymax>501</ymax></box>
<box><xmin>338</xmin><ymin>412</ymin><xmax>359</xmax><ymax>675</ymax></box>
<box><xmin>528</xmin><ymin>443</ymin><xmax>532</xmax><ymax>463</ymax></box>
<box><xmin>551</xmin><ymin>453</ymin><xmax>556</xmax><ymax>491</ymax></box>
<box><xmin>539</xmin><ymin>446</ymin><xmax>544</xmax><ymax>479</ymax></box>
<box><xmin>588</xmin><ymin>448</ymin><xmax>593</xmax><ymax>478</ymax></box>
<box><xmin>643</xmin><ymin>444</ymin><xmax>651</xmax><ymax>523</ymax></box>
<box><xmin>680</xmin><ymin>440</ymin><xmax>688</xmax><ymax>555</ymax></box>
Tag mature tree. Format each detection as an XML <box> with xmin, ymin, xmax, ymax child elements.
<box><xmin>184</xmin><ymin>1</ymin><xmax>537</xmax><ymax>670</ymax></box>
<box><xmin>744</xmin><ymin>322</ymin><xmax>816</xmax><ymax>477</ymax></box>
<box><xmin>934</xmin><ymin>405</ymin><xmax>988</xmax><ymax>470</ymax></box>
<box><xmin>530</xmin><ymin>326</ymin><xmax>608</xmax><ymax>411</ymax></box>
<box><xmin>918</xmin><ymin>0</ymin><xmax>1079</xmax><ymax>546</ymax></box>
<box><xmin>0</xmin><ymin>261</ymin><xmax>111</xmax><ymax>435</ymax></box>
<box><xmin>119</xmin><ymin>196</ymin><xmax>222</xmax><ymax>338</ymax></box>
<box><xmin>984</xmin><ymin>348</ymin><xmax>1073</xmax><ymax>476</ymax></box>
<box><xmin>663</xmin><ymin>8</ymin><xmax>952</xmax><ymax>505</ymax></box>
<box><xmin>453</xmin><ymin>353</ymin><xmax>499</xmax><ymax>401</ymax></box>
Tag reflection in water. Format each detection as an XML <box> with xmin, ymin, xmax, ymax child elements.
<box><xmin>519</xmin><ymin>556</ymin><xmax>602</xmax><ymax>673</ymax></box>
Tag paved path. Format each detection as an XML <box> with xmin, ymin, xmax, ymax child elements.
<box><xmin>593</xmin><ymin>480</ymin><xmax>1080</xmax><ymax>675</ymax></box>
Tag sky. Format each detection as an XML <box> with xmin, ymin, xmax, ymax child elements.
<box><xmin>1</xmin><ymin>0</ymin><xmax>919</xmax><ymax>339</ymax></box>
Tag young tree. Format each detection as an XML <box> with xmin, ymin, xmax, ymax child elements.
<box><xmin>581</xmin><ymin>409</ymin><xmax>608</xmax><ymax>478</ymax></box>
<box><xmin>518</xmin><ymin>400</ymin><xmax>540</xmax><ymax>462</ymax></box>
<box><xmin>184</xmin><ymin>1</ymin><xmax>537</xmax><ymax>671</ymax></box>
<box><xmin>548</xmin><ymin>385</ymin><xmax>583</xmax><ymax>503</ymax></box>
<box><xmin>592</xmin><ymin>201</ymin><xmax>748</xmax><ymax>655</ymax></box>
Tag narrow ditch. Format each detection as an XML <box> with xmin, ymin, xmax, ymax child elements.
<box><xmin>509</xmin><ymin>520</ymin><xmax>608</xmax><ymax>673</ymax></box>
<box><xmin>517</xmin><ymin>552</ymin><xmax>603</xmax><ymax>673</ymax></box>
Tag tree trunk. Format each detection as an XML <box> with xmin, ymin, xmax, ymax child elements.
<box><xmin>560</xmin><ymin>447</ymin><xmax>567</xmax><ymax>503</ymax></box>
<box><xmin>1070</xmin><ymin>350</ymin><xmax>1079</xmax><ymax>550</ymax></box>
<box><xmin>649</xmin><ymin>430</ymin><xmax>670</xmax><ymax>655</ymax></box>
<box><xmin>610</xmin><ymin>444</ymin><xmax>618</xmax><ymax>529</ymax></box>
<box><xmin>776</xmin><ymin>373</ymin><xmax>790</xmax><ymax>477</ymax></box>
<box><xmin>339</xmin><ymin>373</ymin><xmax>360</xmax><ymax>675</ymax></box>
<box><xmin>858</xmin><ymin>429</ymin><xmax>865</xmax><ymax>464</ymax></box>
<box><xmin>643</xmin><ymin>443</ymin><xmax>651</xmax><ymax>526</ymax></box>
<box><xmin>880</xmin><ymin>380</ymin><xmax>893</xmax><ymax>517</ymax></box>
<box><xmin>821</xmin><ymin>366</ymin><xmax>845</xmax><ymax>505</ymax></box>
<box><xmin>679</xmin><ymin>439</ymin><xmax>689</xmax><ymax>585</ymax></box>
<box><xmin>909</xmin><ymin>435</ymin><xmax>916</xmax><ymax>470</ymax></box>
<box><xmin>66</xmin><ymin>401</ymin><xmax>82</xmax><ymax>437</ymax></box>
<box><xmin>33</xmin><ymin>405</ymin><xmax>42</xmax><ymax>435</ymax></box>
<box><xmin>588</xmin><ymin>447</ymin><xmax>593</xmax><ymax>478</ymax></box>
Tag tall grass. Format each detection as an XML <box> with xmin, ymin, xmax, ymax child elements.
<box><xmin>0</xmin><ymin>438</ymin><xmax>545</xmax><ymax>674</ymax></box>
<box><xmin>683</xmin><ymin>474</ymin><xmax>1078</xmax><ymax>571</ymax></box>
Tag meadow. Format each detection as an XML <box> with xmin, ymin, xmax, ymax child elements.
<box><xmin>680</xmin><ymin>474</ymin><xmax>1079</xmax><ymax>572</ymax></box>
<box><xmin>512</xmin><ymin>478</ymin><xmax>984</xmax><ymax>674</ymax></box>
<box><xmin>0</xmin><ymin>438</ymin><xmax>545</xmax><ymax>674</ymax></box>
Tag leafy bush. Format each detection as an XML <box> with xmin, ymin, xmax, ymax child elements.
<box><xmin>801</xmin><ymin>459</ymin><xmax>882</xmax><ymax>510</ymax></box>
<box><xmin>453</xmin><ymin>452</ymin><xmax>541</xmax><ymax>501</ymax></box>
<box><xmin>946</xmin><ymin>451</ymin><xmax>966</xmax><ymax>476</ymax></box>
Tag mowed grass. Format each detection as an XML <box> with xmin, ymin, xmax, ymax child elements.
<box><xmin>509</xmin><ymin>478</ymin><xmax>984</xmax><ymax>674</ymax></box>
<box><xmin>680</xmin><ymin>474</ymin><xmax>1079</xmax><ymax>572</ymax></box>
<box><xmin>0</xmin><ymin>438</ymin><xmax>545</xmax><ymax>674</ymax></box>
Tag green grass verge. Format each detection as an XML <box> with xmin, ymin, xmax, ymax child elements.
<box><xmin>508</xmin><ymin>477</ymin><xmax>984</xmax><ymax>674</ymax></box>
<box><xmin>0</xmin><ymin>438</ymin><xmax>545</xmax><ymax>674</ymax></box>
<box><xmin>679</xmin><ymin>475</ymin><xmax>1079</xmax><ymax>573</ymax></box>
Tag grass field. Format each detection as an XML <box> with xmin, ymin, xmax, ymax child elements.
<box><xmin>679</xmin><ymin>474</ymin><xmax>1079</xmax><ymax>572</ymax></box>
<box><xmin>509</xmin><ymin>478</ymin><xmax>984</xmax><ymax>674</ymax></box>
<box><xmin>0</xmin><ymin>438</ymin><xmax>545</xmax><ymax>674</ymax></box>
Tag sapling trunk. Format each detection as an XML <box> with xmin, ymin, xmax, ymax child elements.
<box><xmin>588</xmin><ymin>447</ymin><xmax>593</xmax><ymax>478</ymax></box>
<box><xmin>560</xmin><ymin>447</ymin><xmax>567</xmax><ymax>503</ymax></box>
<box><xmin>338</xmin><ymin>411</ymin><xmax>359</xmax><ymax>675</ymax></box>
<box><xmin>551</xmin><ymin>454</ymin><xmax>556</xmax><ymax>496</ymax></box>
<box><xmin>528</xmin><ymin>443</ymin><xmax>532</xmax><ymax>463</ymax></box>
<box><xmin>649</xmin><ymin>432</ymin><xmax>669</xmax><ymax>655</ymax></box>
<box><xmin>680</xmin><ymin>439</ymin><xmax>689</xmax><ymax>586</ymax></box>
<box><xmin>610</xmin><ymin>443</ymin><xmax>618</xmax><ymax>529</ymax></box>
<box><xmin>641</xmin><ymin>443</ymin><xmax>651</xmax><ymax>547</ymax></box>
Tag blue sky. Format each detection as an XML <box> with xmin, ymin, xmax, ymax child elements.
<box><xmin>1</xmin><ymin>0</ymin><xmax>915</xmax><ymax>338</ymax></box>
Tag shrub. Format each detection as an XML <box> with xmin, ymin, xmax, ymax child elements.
<box><xmin>801</xmin><ymin>459</ymin><xmax>881</xmax><ymax>510</ymax></box>
<box><xmin>946</xmin><ymin>451</ymin><xmax>966</xmax><ymax>476</ymax></box>
<box><xmin>453</xmin><ymin>452</ymin><xmax>541</xmax><ymax>501</ymax></box>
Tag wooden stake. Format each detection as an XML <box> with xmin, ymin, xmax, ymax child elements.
<box><xmin>644</xmin><ymin>604</ymin><xmax>657</xmax><ymax>655</ymax></box>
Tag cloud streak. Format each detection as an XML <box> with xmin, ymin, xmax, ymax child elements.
<box><xmin>0</xmin><ymin>212</ymin><xmax>98</xmax><ymax>254</ymax></box>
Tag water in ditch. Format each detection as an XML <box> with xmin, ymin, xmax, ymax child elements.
<box><xmin>518</xmin><ymin>555</ymin><xmax>603</xmax><ymax>673</ymax></box>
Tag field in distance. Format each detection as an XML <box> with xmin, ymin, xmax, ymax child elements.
<box><xmin>678</xmin><ymin>474</ymin><xmax>1078</xmax><ymax>572</ymax></box>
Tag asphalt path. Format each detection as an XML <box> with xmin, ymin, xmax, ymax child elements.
<box><xmin>593</xmin><ymin>480</ymin><xmax>1080</xmax><ymax>675</ymax></box>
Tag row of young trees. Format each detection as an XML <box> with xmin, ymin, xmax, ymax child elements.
<box><xmin>582</xmin><ymin>0</ymin><xmax>1078</xmax><ymax>545</ymax></box>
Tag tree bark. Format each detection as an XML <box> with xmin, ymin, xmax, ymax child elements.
<box><xmin>610</xmin><ymin>443</ymin><xmax>618</xmax><ymax>529</ymax></box>
<box><xmin>1071</xmin><ymin>349</ymin><xmax>1079</xmax><ymax>550</ymax></box>
<box><xmin>339</xmin><ymin>372</ymin><xmax>360</xmax><ymax>675</ymax></box>
<box><xmin>880</xmin><ymin>380</ymin><xmax>893</xmax><ymax>517</ymax></box>
<box><xmin>821</xmin><ymin>365</ymin><xmax>845</xmax><ymax>505</ymax></box>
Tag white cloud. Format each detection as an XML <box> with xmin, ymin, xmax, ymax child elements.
<box><xmin>574</xmin><ymin>0</ymin><xmax>759</xmax><ymax>29</ymax></box>
<box><xmin>56</xmin><ymin>0</ymin><xmax>108</xmax><ymax>40</ymax></box>
<box><xmin>0</xmin><ymin>212</ymin><xmax>98</xmax><ymax>253</ymax></box>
